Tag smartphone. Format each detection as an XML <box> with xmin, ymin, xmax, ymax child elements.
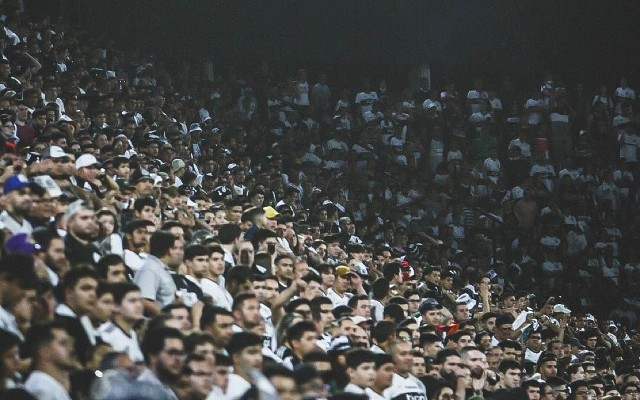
<box><xmin>267</xmin><ymin>243</ymin><xmax>276</xmax><ymax>255</ymax></box>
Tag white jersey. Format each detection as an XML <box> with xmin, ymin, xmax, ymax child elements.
<box><xmin>326</xmin><ymin>288</ymin><xmax>353</xmax><ymax>307</ymax></box>
<box><xmin>99</xmin><ymin>321</ymin><xmax>144</xmax><ymax>362</ymax></box>
<box><xmin>383</xmin><ymin>373</ymin><xmax>427</xmax><ymax>400</ymax></box>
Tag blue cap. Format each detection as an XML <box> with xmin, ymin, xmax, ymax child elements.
<box><xmin>5</xmin><ymin>233</ymin><xmax>41</xmax><ymax>254</ymax></box>
<box><xmin>3</xmin><ymin>174</ymin><xmax>31</xmax><ymax>195</ymax></box>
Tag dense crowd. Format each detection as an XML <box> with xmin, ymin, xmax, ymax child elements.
<box><xmin>0</xmin><ymin>4</ymin><xmax>640</xmax><ymax>400</ymax></box>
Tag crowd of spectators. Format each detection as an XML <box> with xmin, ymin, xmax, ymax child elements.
<box><xmin>0</xmin><ymin>4</ymin><xmax>640</xmax><ymax>400</ymax></box>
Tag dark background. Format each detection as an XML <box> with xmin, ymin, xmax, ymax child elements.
<box><xmin>28</xmin><ymin>0</ymin><xmax>640</xmax><ymax>93</ymax></box>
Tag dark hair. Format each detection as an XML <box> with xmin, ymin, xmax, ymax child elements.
<box><xmin>419</xmin><ymin>332</ymin><xmax>442</xmax><ymax>347</ymax></box>
<box><xmin>150</xmin><ymin>231</ymin><xmax>179</xmax><ymax>258</ymax></box>
<box><xmin>207</xmin><ymin>244</ymin><xmax>225</xmax><ymax>256</ymax></box>
<box><xmin>226</xmin><ymin>331</ymin><xmax>262</xmax><ymax>355</ymax></box>
<box><xmin>0</xmin><ymin>253</ymin><xmax>39</xmax><ymax>290</ymax></box>
<box><xmin>226</xmin><ymin>265</ymin><xmax>253</xmax><ymax>288</ymax></box>
<box><xmin>96</xmin><ymin>254</ymin><xmax>125</xmax><ymax>280</ymax></box>
<box><xmin>286</xmin><ymin>320</ymin><xmax>317</xmax><ymax>345</ymax></box>
<box><xmin>231</xmin><ymin>291</ymin><xmax>257</xmax><ymax>312</ymax></box>
<box><xmin>303</xmin><ymin>351</ymin><xmax>331</xmax><ymax>363</ymax></box>
<box><xmin>371</xmin><ymin>320</ymin><xmax>396</xmax><ymax>343</ymax></box>
<box><xmin>200</xmin><ymin>304</ymin><xmax>232</xmax><ymax>329</ymax></box>
<box><xmin>133</xmin><ymin>197</ymin><xmax>157</xmax><ymax>213</ymax></box>
<box><xmin>24</xmin><ymin>320</ymin><xmax>68</xmax><ymax>360</ymax></box>
<box><xmin>345</xmin><ymin>349</ymin><xmax>376</xmax><ymax>369</ymax></box>
<box><xmin>498</xmin><ymin>359</ymin><xmax>521</xmax><ymax>373</ymax></box>
<box><xmin>371</xmin><ymin>277</ymin><xmax>391</xmax><ymax>300</ymax></box>
<box><xmin>141</xmin><ymin>327</ymin><xmax>183</xmax><ymax>362</ymax></box>
<box><xmin>184</xmin><ymin>332</ymin><xmax>216</xmax><ymax>355</ymax></box>
<box><xmin>251</xmin><ymin>228</ymin><xmax>277</xmax><ymax>248</ymax></box>
<box><xmin>436</xmin><ymin>348</ymin><xmax>460</xmax><ymax>365</ymax></box>
<box><xmin>184</xmin><ymin>244</ymin><xmax>209</xmax><ymax>261</ymax></box>
<box><xmin>60</xmin><ymin>264</ymin><xmax>98</xmax><ymax>292</ymax></box>
<box><xmin>217</xmin><ymin>224</ymin><xmax>242</xmax><ymax>245</ymax></box>
<box><xmin>109</xmin><ymin>282</ymin><xmax>141</xmax><ymax>304</ymax></box>
<box><xmin>310</xmin><ymin>296</ymin><xmax>333</xmax><ymax>321</ymax></box>
<box><xmin>348</xmin><ymin>294</ymin><xmax>370</xmax><ymax>309</ymax></box>
<box><xmin>285</xmin><ymin>298</ymin><xmax>311</xmax><ymax>314</ymax></box>
<box><xmin>499</xmin><ymin>339</ymin><xmax>522</xmax><ymax>351</ymax></box>
<box><xmin>382</xmin><ymin>262</ymin><xmax>401</xmax><ymax>279</ymax></box>
<box><xmin>383</xmin><ymin>304</ymin><xmax>405</xmax><ymax>324</ymax></box>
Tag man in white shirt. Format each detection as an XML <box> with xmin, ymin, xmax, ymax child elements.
<box><xmin>99</xmin><ymin>282</ymin><xmax>145</xmax><ymax>363</ymax></box>
<box><xmin>367</xmin><ymin>353</ymin><xmax>396</xmax><ymax>400</ymax></box>
<box><xmin>383</xmin><ymin>339</ymin><xmax>427</xmax><ymax>400</ymax></box>
<box><xmin>326</xmin><ymin>265</ymin><xmax>355</xmax><ymax>307</ymax></box>
<box><xmin>201</xmin><ymin>245</ymin><xmax>233</xmax><ymax>310</ymax></box>
<box><xmin>24</xmin><ymin>321</ymin><xmax>74</xmax><ymax>400</ymax></box>
<box><xmin>123</xmin><ymin>219</ymin><xmax>153</xmax><ymax>273</ymax></box>
<box><xmin>225</xmin><ymin>332</ymin><xmax>264</xmax><ymax>400</ymax></box>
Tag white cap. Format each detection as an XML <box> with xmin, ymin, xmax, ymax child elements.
<box><xmin>552</xmin><ymin>304</ymin><xmax>571</xmax><ymax>314</ymax></box>
<box><xmin>75</xmin><ymin>154</ymin><xmax>100</xmax><ymax>169</ymax></box>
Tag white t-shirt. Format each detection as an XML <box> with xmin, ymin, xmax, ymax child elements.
<box><xmin>99</xmin><ymin>321</ymin><xmax>144</xmax><ymax>362</ymax></box>
<box><xmin>355</xmin><ymin>91</ymin><xmax>379</xmax><ymax>117</ymax></box>
<box><xmin>201</xmin><ymin>277</ymin><xmax>233</xmax><ymax>311</ymax></box>
<box><xmin>382</xmin><ymin>373</ymin><xmax>427</xmax><ymax>400</ymax></box>
<box><xmin>25</xmin><ymin>370</ymin><xmax>72</xmax><ymax>400</ymax></box>
<box><xmin>326</xmin><ymin>288</ymin><xmax>352</xmax><ymax>307</ymax></box>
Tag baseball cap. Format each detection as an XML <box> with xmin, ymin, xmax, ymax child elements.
<box><xmin>419</xmin><ymin>298</ymin><xmax>442</xmax><ymax>314</ymax></box>
<box><xmin>263</xmin><ymin>206</ymin><xmax>280</xmax><ymax>219</ymax></box>
<box><xmin>171</xmin><ymin>158</ymin><xmax>185</xmax><ymax>172</ymax></box>
<box><xmin>351</xmin><ymin>316</ymin><xmax>373</xmax><ymax>325</ymax></box>
<box><xmin>328</xmin><ymin>335</ymin><xmax>352</xmax><ymax>353</ymax></box>
<box><xmin>3</xmin><ymin>174</ymin><xmax>31</xmax><ymax>195</ymax></box>
<box><xmin>189</xmin><ymin>123</ymin><xmax>202</xmax><ymax>133</ymax></box>
<box><xmin>41</xmin><ymin>145</ymin><xmax>67</xmax><ymax>159</ymax></box>
<box><xmin>32</xmin><ymin>175</ymin><xmax>62</xmax><ymax>198</ymax></box>
<box><xmin>335</xmin><ymin>265</ymin><xmax>356</xmax><ymax>278</ymax></box>
<box><xmin>553</xmin><ymin>304</ymin><xmax>571</xmax><ymax>314</ymax></box>
<box><xmin>4</xmin><ymin>233</ymin><xmax>41</xmax><ymax>254</ymax></box>
<box><xmin>130</xmin><ymin>168</ymin><xmax>154</xmax><ymax>184</ymax></box>
<box><xmin>75</xmin><ymin>154</ymin><xmax>100</xmax><ymax>169</ymax></box>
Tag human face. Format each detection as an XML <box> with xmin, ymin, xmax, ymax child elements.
<box><xmin>392</xmin><ymin>341</ymin><xmax>413</xmax><ymax>375</ymax></box>
<box><xmin>423</xmin><ymin>308</ymin><xmax>442</xmax><ymax>326</ymax></box>
<box><xmin>214</xmin><ymin>365</ymin><xmax>230</xmax><ymax>392</ymax></box>
<box><xmin>438</xmin><ymin>387</ymin><xmax>455</xmax><ymax>400</ymax></box>
<box><xmin>187</xmin><ymin>254</ymin><xmax>209</xmax><ymax>279</ymax></box>
<box><xmin>116</xmin><ymin>163</ymin><xmax>130</xmax><ymax>179</ymax></box>
<box><xmin>333</xmin><ymin>274</ymin><xmax>350</xmax><ymax>293</ymax></box>
<box><xmin>67</xmin><ymin>277</ymin><xmax>98</xmax><ymax>315</ymax></box>
<box><xmin>111</xmin><ymin>291</ymin><xmax>141</xmax><ymax>325</ymax></box>
<box><xmin>463</xmin><ymin>349</ymin><xmax>487</xmax><ymax>376</ymax></box>
<box><xmin>237</xmin><ymin>345</ymin><xmax>263</xmax><ymax>370</ymax></box>
<box><xmin>423</xmin><ymin>341</ymin><xmax>443</xmax><ymax>358</ymax></box>
<box><xmin>339</xmin><ymin>319</ymin><xmax>357</xmax><ymax>338</ymax></box>
<box><xmin>426</xmin><ymin>271</ymin><xmax>441</xmax><ymax>284</ymax></box>
<box><xmin>455</xmin><ymin>335</ymin><xmax>472</xmax><ymax>349</ymax></box>
<box><xmin>501</xmin><ymin>367</ymin><xmax>521</xmax><ymax>389</ymax></box>
<box><xmin>226</xmin><ymin>206</ymin><xmax>243</xmax><ymax>223</ymax></box>
<box><xmin>412</xmin><ymin>356</ymin><xmax>426</xmax><ymax>377</ymax></box>
<box><xmin>349</xmin><ymin>361</ymin><xmax>376</xmax><ymax>388</ymax></box>
<box><xmin>11</xmin><ymin>289</ymin><xmax>36</xmax><ymax>325</ymax></box>
<box><xmin>207</xmin><ymin>314</ymin><xmax>234</xmax><ymax>347</ymax></box>
<box><xmin>188</xmin><ymin>359</ymin><xmax>214</xmax><ymax>399</ymax></box>
<box><xmin>320</xmin><ymin>269</ymin><xmax>334</xmax><ymax>287</ymax></box>
<box><xmin>157</xmin><ymin>338</ymin><xmax>185</xmax><ymax>378</ymax></box>
<box><xmin>45</xmin><ymin>237</ymin><xmax>67</xmax><ymax>272</ymax></box>
<box><xmin>127</xmin><ymin>227</ymin><xmax>149</xmax><ymax>250</ymax></box>
<box><xmin>134</xmin><ymin>179</ymin><xmax>153</xmax><ymax>197</ymax></box>
<box><xmin>136</xmin><ymin>205</ymin><xmax>156</xmax><ymax>222</ymax></box>
<box><xmin>276</xmin><ymin>258</ymin><xmax>295</xmax><ymax>282</ymax></box>
<box><xmin>167</xmin><ymin>239</ymin><xmax>184</xmax><ymax>268</ymax></box>
<box><xmin>454</xmin><ymin>304</ymin><xmax>470</xmax><ymax>321</ymax></box>
<box><xmin>483</xmin><ymin>317</ymin><xmax>496</xmax><ymax>334</ymax></box>
<box><xmin>407</xmin><ymin>295</ymin><xmax>421</xmax><ymax>314</ymax></box>
<box><xmin>326</xmin><ymin>241</ymin><xmax>341</xmax><ymax>257</ymax></box>
<box><xmin>539</xmin><ymin>361</ymin><xmax>557</xmax><ymax>379</ymax></box>
<box><xmin>106</xmin><ymin>263</ymin><xmax>127</xmax><ymax>283</ymax></box>
<box><xmin>441</xmin><ymin>355</ymin><xmax>462</xmax><ymax>375</ymax></box>
<box><xmin>48</xmin><ymin>328</ymin><xmax>75</xmax><ymax>370</ymax></box>
<box><xmin>169</xmin><ymin>308</ymin><xmax>192</xmax><ymax>333</ymax></box>
<box><xmin>294</xmin><ymin>331</ymin><xmax>318</xmax><ymax>357</ymax></box>
<box><xmin>623</xmin><ymin>386</ymin><xmax>640</xmax><ymax>400</ymax></box>
<box><xmin>68</xmin><ymin>209</ymin><xmax>99</xmax><ymax>241</ymax></box>
<box><xmin>527</xmin><ymin>385</ymin><xmax>541</xmax><ymax>400</ymax></box>
<box><xmin>7</xmin><ymin>188</ymin><xmax>32</xmax><ymax>216</ymax></box>
<box><xmin>527</xmin><ymin>333</ymin><xmax>543</xmax><ymax>352</ymax></box>
<box><xmin>502</xmin><ymin>346</ymin><xmax>520</xmax><ymax>360</ymax></box>
<box><xmin>374</xmin><ymin>362</ymin><xmax>395</xmax><ymax>390</ymax></box>
<box><xmin>318</xmin><ymin>303</ymin><xmax>334</xmax><ymax>327</ymax></box>
<box><xmin>271</xmin><ymin>375</ymin><xmax>300</xmax><ymax>400</ymax></box>
<box><xmin>353</xmin><ymin>299</ymin><xmax>371</xmax><ymax>318</ymax></box>
<box><xmin>304</xmin><ymin>280</ymin><xmax>323</xmax><ymax>300</ymax></box>
<box><xmin>236</xmin><ymin>298</ymin><xmax>261</xmax><ymax>329</ymax></box>
<box><xmin>263</xmin><ymin>279</ymin><xmax>279</xmax><ymax>302</ymax></box>
<box><xmin>208</xmin><ymin>251</ymin><xmax>225</xmax><ymax>277</ymax></box>
<box><xmin>94</xmin><ymin>292</ymin><xmax>115</xmax><ymax>323</ymax></box>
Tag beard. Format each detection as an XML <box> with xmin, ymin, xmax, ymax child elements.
<box><xmin>73</xmin><ymin>229</ymin><xmax>99</xmax><ymax>241</ymax></box>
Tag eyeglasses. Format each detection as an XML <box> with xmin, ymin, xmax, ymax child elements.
<box><xmin>625</xmin><ymin>391</ymin><xmax>640</xmax><ymax>396</ymax></box>
<box><xmin>162</xmin><ymin>349</ymin><xmax>185</xmax><ymax>358</ymax></box>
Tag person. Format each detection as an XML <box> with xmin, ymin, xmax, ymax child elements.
<box><xmin>1</xmin><ymin>175</ymin><xmax>34</xmax><ymax>235</ymax></box>
<box><xmin>283</xmin><ymin>320</ymin><xmax>318</xmax><ymax>370</ymax></box>
<box><xmin>133</xmin><ymin>231</ymin><xmax>182</xmax><ymax>315</ymax></box>
<box><xmin>54</xmin><ymin>265</ymin><xmax>100</xmax><ymax>365</ymax></box>
<box><xmin>63</xmin><ymin>200</ymin><xmax>101</xmax><ymax>266</ymax></box>
<box><xmin>383</xmin><ymin>339</ymin><xmax>427</xmax><ymax>400</ymax></box>
<box><xmin>24</xmin><ymin>321</ymin><xmax>74</xmax><ymax>400</ymax></box>
<box><xmin>343</xmin><ymin>349</ymin><xmax>377</xmax><ymax>395</ymax></box>
<box><xmin>98</xmin><ymin>282</ymin><xmax>145</xmax><ymax>363</ymax></box>
<box><xmin>184</xmin><ymin>354</ymin><xmax>214</xmax><ymax>400</ymax></box>
<box><xmin>138</xmin><ymin>327</ymin><xmax>184</xmax><ymax>400</ymax></box>
<box><xmin>225</xmin><ymin>332</ymin><xmax>264</xmax><ymax>400</ymax></box>
<box><xmin>200</xmin><ymin>304</ymin><xmax>234</xmax><ymax>350</ymax></box>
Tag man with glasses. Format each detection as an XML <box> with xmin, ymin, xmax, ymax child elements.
<box><xmin>546</xmin><ymin>376</ymin><xmax>570</xmax><ymax>399</ymax></box>
<box><xmin>622</xmin><ymin>382</ymin><xmax>640</xmax><ymax>399</ymax></box>
<box><xmin>139</xmin><ymin>326</ymin><xmax>185</xmax><ymax>400</ymax></box>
